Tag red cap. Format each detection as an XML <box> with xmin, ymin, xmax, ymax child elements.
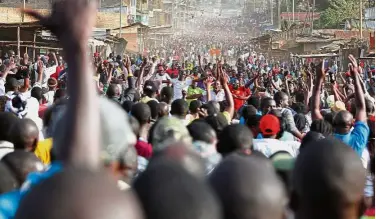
<box><xmin>259</xmin><ymin>114</ymin><xmax>280</xmax><ymax>136</ymax></box>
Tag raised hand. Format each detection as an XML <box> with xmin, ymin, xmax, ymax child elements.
<box><xmin>315</xmin><ymin>60</ymin><xmax>325</xmax><ymax>80</ymax></box>
<box><xmin>348</xmin><ymin>55</ymin><xmax>359</xmax><ymax>75</ymax></box>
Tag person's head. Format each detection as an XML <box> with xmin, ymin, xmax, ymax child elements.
<box><xmin>214</xmin><ymin>80</ymin><xmax>222</xmax><ymax>92</ymax></box>
<box><xmin>160</xmin><ymin>86</ymin><xmax>173</xmax><ymax>104</ymax></box>
<box><xmin>106</xmin><ymin>83</ymin><xmax>120</xmax><ymax>100</ymax></box>
<box><xmin>332</xmin><ymin>110</ymin><xmax>353</xmax><ymax>134</ymax></box>
<box><xmin>0</xmin><ymin>112</ymin><xmax>19</xmax><ymax>142</ymax></box>
<box><xmin>30</xmin><ymin>87</ymin><xmax>43</xmax><ymax>104</ymax></box>
<box><xmin>143</xmin><ymin>80</ymin><xmax>157</xmax><ymax>98</ymax></box>
<box><xmin>11</xmin><ymin>119</ymin><xmax>39</xmax><ymax>152</ymax></box>
<box><xmin>209</xmin><ymin>154</ymin><xmax>287</xmax><ymax>219</ymax></box>
<box><xmin>247</xmin><ymin>96</ymin><xmax>261</xmax><ymax>110</ymax></box>
<box><xmin>274</xmin><ymin>91</ymin><xmax>289</xmax><ymax>108</ymax></box>
<box><xmin>148</xmin><ymin>117</ymin><xmax>192</xmax><ymax>152</ymax></box>
<box><xmin>292</xmin><ymin>137</ymin><xmax>366</xmax><ymax>219</ymax></box>
<box><xmin>15</xmin><ymin>168</ymin><xmax>144</xmax><ymax>219</ymax></box>
<box><xmin>259</xmin><ymin>114</ymin><xmax>280</xmax><ymax>139</ymax></box>
<box><xmin>178</xmin><ymin>71</ymin><xmax>187</xmax><ymax>81</ymax></box>
<box><xmin>187</xmin><ymin>120</ymin><xmax>217</xmax><ymax>145</ymax></box>
<box><xmin>149</xmin><ymin>143</ymin><xmax>206</xmax><ymax>179</ymax></box>
<box><xmin>1</xmin><ymin>151</ymin><xmax>44</xmax><ymax>185</ymax></box>
<box><xmin>365</xmin><ymin>98</ymin><xmax>374</xmax><ymax>116</ymax></box>
<box><xmin>6</xmin><ymin>78</ymin><xmax>20</xmax><ymax>92</ymax></box>
<box><xmin>147</xmin><ymin>100</ymin><xmax>159</xmax><ymax>122</ymax></box>
<box><xmin>294</xmin><ymin>113</ymin><xmax>307</xmax><ymax>132</ymax></box>
<box><xmin>47</xmin><ymin>78</ymin><xmax>58</xmax><ymax>91</ymax></box>
<box><xmin>300</xmin><ymin>131</ymin><xmax>326</xmax><ymax>150</ymax></box>
<box><xmin>122</xmin><ymin>100</ymin><xmax>134</xmax><ymax>113</ymax></box>
<box><xmin>189</xmin><ymin>100</ymin><xmax>202</xmax><ymax>115</ymax></box>
<box><xmin>292</xmin><ymin>102</ymin><xmax>307</xmax><ymax>114</ymax></box>
<box><xmin>53</xmin><ymin>89</ymin><xmax>66</xmax><ymax>104</ymax></box>
<box><xmin>217</xmin><ymin>124</ymin><xmax>253</xmax><ymax>157</ymax></box>
<box><xmin>134</xmin><ymin>158</ymin><xmax>221</xmax><ymax>219</ymax></box>
<box><xmin>233</xmin><ymin>79</ymin><xmax>240</xmax><ymax>89</ymax></box>
<box><xmin>0</xmin><ymin>162</ymin><xmax>19</xmax><ymax>194</ymax></box>
<box><xmin>157</xmin><ymin>65</ymin><xmax>165</xmax><ymax>76</ymax></box>
<box><xmin>204</xmin><ymin>113</ymin><xmax>228</xmax><ymax>136</ymax></box>
<box><xmin>170</xmin><ymin>99</ymin><xmax>188</xmax><ymax>119</ymax></box>
<box><xmin>158</xmin><ymin>102</ymin><xmax>169</xmax><ymax>118</ymax></box>
<box><xmin>261</xmin><ymin>97</ymin><xmax>276</xmax><ymax>115</ymax></box>
<box><xmin>310</xmin><ymin>119</ymin><xmax>333</xmax><ymax>136</ymax></box>
<box><xmin>131</xmin><ymin>103</ymin><xmax>151</xmax><ymax>126</ymax></box>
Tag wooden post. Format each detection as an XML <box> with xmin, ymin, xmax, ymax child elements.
<box><xmin>17</xmin><ymin>26</ymin><xmax>20</xmax><ymax>56</ymax></box>
<box><xmin>33</xmin><ymin>31</ymin><xmax>36</xmax><ymax>61</ymax></box>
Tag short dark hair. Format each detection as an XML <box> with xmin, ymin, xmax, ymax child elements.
<box><xmin>106</xmin><ymin>84</ymin><xmax>119</xmax><ymax>98</ymax></box>
<box><xmin>2</xmin><ymin>151</ymin><xmax>42</xmax><ymax>184</ymax></box>
<box><xmin>134</xmin><ymin>158</ymin><xmax>221</xmax><ymax>219</ymax></box>
<box><xmin>310</xmin><ymin>119</ymin><xmax>332</xmax><ymax>136</ymax></box>
<box><xmin>187</xmin><ymin>120</ymin><xmax>216</xmax><ymax>144</ymax></box>
<box><xmin>273</xmin><ymin>91</ymin><xmax>287</xmax><ymax>106</ymax></box>
<box><xmin>160</xmin><ymin>86</ymin><xmax>173</xmax><ymax>102</ymax></box>
<box><xmin>11</xmin><ymin>118</ymin><xmax>39</xmax><ymax>151</ymax></box>
<box><xmin>0</xmin><ymin>112</ymin><xmax>19</xmax><ymax>142</ymax></box>
<box><xmin>170</xmin><ymin>99</ymin><xmax>188</xmax><ymax>117</ymax></box>
<box><xmin>121</xmin><ymin>100</ymin><xmax>134</xmax><ymax>113</ymax></box>
<box><xmin>189</xmin><ymin>100</ymin><xmax>202</xmax><ymax>114</ymax></box>
<box><xmin>147</xmin><ymin>100</ymin><xmax>159</xmax><ymax>120</ymax></box>
<box><xmin>247</xmin><ymin>96</ymin><xmax>261</xmax><ymax>109</ymax></box>
<box><xmin>292</xmin><ymin>137</ymin><xmax>365</xmax><ymax>214</ymax></box>
<box><xmin>31</xmin><ymin>87</ymin><xmax>43</xmax><ymax>102</ymax></box>
<box><xmin>131</xmin><ymin>103</ymin><xmax>151</xmax><ymax>125</ymax></box>
<box><xmin>261</xmin><ymin>97</ymin><xmax>274</xmax><ymax>109</ymax></box>
<box><xmin>0</xmin><ymin>162</ymin><xmax>19</xmax><ymax>194</ymax></box>
<box><xmin>209</xmin><ymin>154</ymin><xmax>286</xmax><ymax>219</ymax></box>
<box><xmin>205</xmin><ymin>113</ymin><xmax>228</xmax><ymax>136</ymax></box>
<box><xmin>217</xmin><ymin>124</ymin><xmax>253</xmax><ymax>156</ymax></box>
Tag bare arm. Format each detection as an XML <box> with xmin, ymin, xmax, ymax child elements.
<box><xmin>311</xmin><ymin>61</ymin><xmax>325</xmax><ymax>120</ymax></box>
<box><xmin>349</xmin><ymin>55</ymin><xmax>367</xmax><ymax>122</ymax></box>
<box><xmin>24</xmin><ymin>0</ymin><xmax>100</xmax><ymax>168</ymax></box>
<box><xmin>220</xmin><ymin>64</ymin><xmax>234</xmax><ymax>119</ymax></box>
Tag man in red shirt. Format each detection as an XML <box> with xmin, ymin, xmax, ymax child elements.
<box><xmin>166</xmin><ymin>63</ymin><xmax>179</xmax><ymax>79</ymax></box>
<box><xmin>50</xmin><ymin>56</ymin><xmax>64</xmax><ymax>80</ymax></box>
<box><xmin>229</xmin><ymin>79</ymin><xmax>251</xmax><ymax>111</ymax></box>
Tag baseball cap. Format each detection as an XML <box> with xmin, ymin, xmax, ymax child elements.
<box><xmin>259</xmin><ymin>114</ymin><xmax>280</xmax><ymax>136</ymax></box>
<box><xmin>331</xmin><ymin>101</ymin><xmax>346</xmax><ymax>113</ymax></box>
<box><xmin>149</xmin><ymin>116</ymin><xmax>192</xmax><ymax>152</ymax></box>
<box><xmin>143</xmin><ymin>80</ymin><xmax>157</xmax><ymax>93</ymax></box>
<box><xmin>51</xmin><ymin>97</ymin><xmax>137</xmax><ymax>164</ymax></box>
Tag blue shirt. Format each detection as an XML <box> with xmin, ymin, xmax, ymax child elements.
<box><xmin>334</xmin><ymin>121</ymin><xmax>370</xmax><ymax>156</ymax></box>
<box><xmin>0</xmin><ymin>162</ymin><xmax>63</xmax><ymax>219</ymax></box>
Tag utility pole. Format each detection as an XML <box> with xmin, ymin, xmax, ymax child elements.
<box><xmin>292</xmin><ymin>0</ymin><xmax>294</xmax><ymax>22</ymax></box>
<box><xmin>360</xmin><ymin>0</ymin><xmax>363</xmax><ymax>39</ymax></box>
<box><xmin>119</xmin><ymin>0</ymin><xmax>122</xmax><ymax>38</ymax></box>
<box><xmin>310</xmin><ymin>0</ymin><xmax>315</xmax><ymax>34</ymax></box>
<box><xmin>277</xmin><ymin>0</ymin><xmax>281</xmax><ymax>29</ymax></box>
<box><xmin>270</xmin><ymin>0</ymin><xmax>273</xmax><ymax>25</ymax></box>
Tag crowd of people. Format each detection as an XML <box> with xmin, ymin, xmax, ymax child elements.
<box><xmin>0</xmin><ymin>0</ymin><xmax>374</xmax><ymax>219</ymax></box>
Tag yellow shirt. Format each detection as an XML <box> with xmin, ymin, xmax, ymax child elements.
<box><xmin>34</xmin><ymin>138</ymin><xmax>53</xmax><ymax>165</ymax></box>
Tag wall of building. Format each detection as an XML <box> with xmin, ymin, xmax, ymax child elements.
<box><xmin>0</xmin><ymin>7</ymin><xmax>128</xmax><ymax>29</ymax></box>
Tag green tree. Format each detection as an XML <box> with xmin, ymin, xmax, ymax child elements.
<box><xmin>319</xmin><ymin>0</ymin><xmax>362</xmax><ymax>28</ymax></box>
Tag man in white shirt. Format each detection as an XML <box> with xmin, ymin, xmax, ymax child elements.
<box><xmin>171</xmin><ymin>72</ymin><xmax>189</xmax><ymax>100</ymax></box>
<box><xmin>253</xmin><ymin>114</ymin><xmax>300</xmax><ymax>157</ymax></box>
<box><xmin>154</xmin><ymin>65</ymin><xmax>171</xmax><ymax>92</ymax></box>
<box><xmin>210</xmin><ymin>80</ymin><xmax>225</xmax><ymax>102</ymax></box>
<box><xmin>33</xmin><ymin>53</ymin><xmax>58</xmax><ymax>88</ymax></box>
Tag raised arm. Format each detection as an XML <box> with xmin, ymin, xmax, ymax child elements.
<box><xmin>311</xmin><ymin>61</ymin><xmax>325</xmax><ymax>120</ymax></box>
<box><xmin>220</xmin><ymin>64</ymin><xmax>234</xmax><ymax>119</ymax></box>
<box><xmin>349</xmin><ymin>55</ymin><xmax>366</xmax><ymax>122</ymax></box>
<box><xmin>24</xmin><ymin>0</ymin><xmax>100</xmax><ymax>168</ymax></box>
